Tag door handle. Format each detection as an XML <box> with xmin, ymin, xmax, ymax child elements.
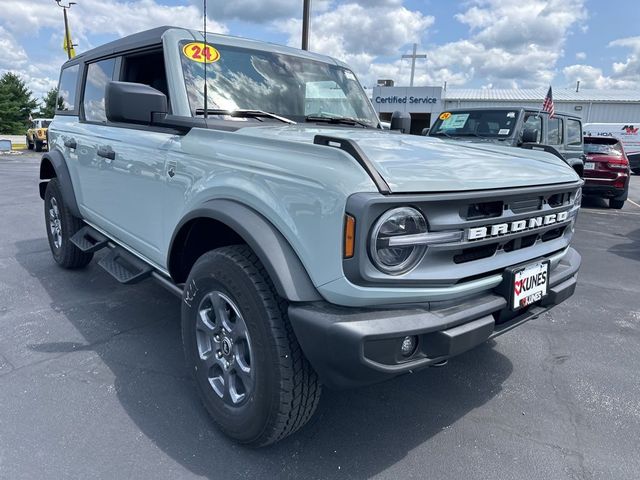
<box><xmin>97</xmin><ymin>146</ymin><xmax>116</xmax><ymax>161</ymax></box>
<box><xmin>64</xmin><ymin>138</ymin><xmax>77</xmax><ymax>149</ymax></box>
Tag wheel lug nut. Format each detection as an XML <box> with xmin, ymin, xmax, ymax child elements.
<box><xmin>216</xmin><ymin>350</ymin><xmax>223</xmax><ymax>359</ymax></box>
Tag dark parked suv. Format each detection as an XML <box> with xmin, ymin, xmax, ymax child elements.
<box><xmin>428</xmin><ymin>107</ymin><xmax>585</xmax><ymax>176</ymax></box>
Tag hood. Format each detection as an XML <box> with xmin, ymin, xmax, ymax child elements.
<box><xmin>236</xmin><ymin>125</ymin><xmax>579</xmax><ymax>193</ymax></box>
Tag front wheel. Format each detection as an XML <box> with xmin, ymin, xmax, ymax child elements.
<box><xmin>35</xmin><ymin>140</ymin><xmax>43</xmax><ymax>152</ymax></box>
<box><xmin>182</xmin><ymin>245</ymin><xmax>321</xmax><ymax>446</ymax></box>
<box><xmin>26</xmin><ymin>136</ymin><xmax>33</xmax><ymax>150</ymax></box>
<box><xmin>44</xmin><ymin>178</ymin><xmax>93</xmax><ymax>268</ymax></box>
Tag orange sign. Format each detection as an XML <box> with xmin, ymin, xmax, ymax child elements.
<box><xmin>182</xmin><ymin>42</ymin><xmax>220</xmax><ymax>64</ymax></box>
<box><xmin>439</xmin><ymin>112</ymin><xmax>451</xmax><ymax>120</ymax></box>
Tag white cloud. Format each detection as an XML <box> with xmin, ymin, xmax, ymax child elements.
<box><xmin>576</xmin><ymin>51</ymin><xmax>586</xmax><ymax>60</ymax></box>
<box><xmin>1</xmin><ymin>0</ymin><xmax>227</xmax><ymax>39</ymax></box>
<box><xmin>0</xmin><ymin>0</ymin><xmax>228</xmax><ymax>99</ymax></box>
<box><xmin>276</xmin><ymin>0</ymin><xmax>588</xmax><ymax>89</ymax></box>
<box><xmin>563</xmin><ymin>35</ymin><xmax>640</xmax><ymax>88</ymax></box>
<box><xmin>277</xmin><ymin>2</ymin><xmax>433</xmax><ymax>87</ymax></box>
<box><xmin>435</xmin><ymin>0</ymin><xmax>588</xmax><ymax>88</ymax></box>
<box><xmin>0</xmin><ymin>26</ymin><xmax>27</xmax><ymax>70</ymax></box>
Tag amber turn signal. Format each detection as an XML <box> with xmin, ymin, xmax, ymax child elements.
<box><xmin>344</xmin><ymin>214</ymin><xmax>355</xmax><ymax>258</ymax></box>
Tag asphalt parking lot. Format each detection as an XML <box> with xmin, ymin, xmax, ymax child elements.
<box><xmin>1</xmin><ymin>151</ymin><xmax>639</xmax><ymax>480</ymax></box>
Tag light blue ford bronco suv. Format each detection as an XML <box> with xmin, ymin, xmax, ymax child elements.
<box><xmin>40</xmin><ymin>26</ymin><xmax>582</xmax><ymax>446</ymax></box>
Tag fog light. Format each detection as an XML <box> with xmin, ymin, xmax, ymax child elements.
<box><xmin>400</xmin><ymin>335</ymin><xmax>418</xmax><ymax>357</ymax></box>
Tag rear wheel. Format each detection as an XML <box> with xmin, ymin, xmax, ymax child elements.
<box><xmin>609</xmin><ymin>198</ymin><xmax>625</xmax><ymax>209</ymax></box>
<box><xmin>26</xmin><ymin>136</ymin><xmax>33</xmax><ymax>150</ymax></box>
<box><xmin>182</xmin><ymin>245</ymin><xmax>321</xmax><ymax>446</ymax></box>
<box><xmin>44</xmin><ymin>178</ymin><xmax>93</xmax><ymax>268</ymax></box>
<box><xmin>35</xmin><ymin>140</ymin><xmax>43</xmax><ymax>152</ymax></box>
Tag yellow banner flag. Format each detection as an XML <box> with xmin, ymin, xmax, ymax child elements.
<box><xmin>63</xmin><ymin>26</ymin><xmax>76</xmax><ymax>58</ymax></box>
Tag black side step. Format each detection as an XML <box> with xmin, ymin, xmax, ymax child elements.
<box><xmin>71</xmin><ymin>226</ymin><xmax>109</xmax><ymax>253</ymax></box>
<box><xmin>98</xmin><ymin>247</ymin><xmax>153</xmax><ymax>285</ymax></box>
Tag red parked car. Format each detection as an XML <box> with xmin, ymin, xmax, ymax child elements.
<box><xmin>583</xmin><ymin>136</ymin><xmax>630</xmax><ymax>209</ymax></box>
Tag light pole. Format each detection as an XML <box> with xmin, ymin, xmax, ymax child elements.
<box><xmin>302</xmin><ymin>0</ymin><xmax>311</xmax><ymax>50</ymax></box>
<box><xmin>55</xmin><ymin>0</ymin><xmax>76</xmax><ymax>59</ymax></box>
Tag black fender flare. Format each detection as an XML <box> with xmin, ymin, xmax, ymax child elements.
<box><xmin>39</xmin><ymin>150</ymin><xmax>81</xmax><ymax>218</ymax></box>
<box><xmin>168</xmin><ymin>199</ymin><xmax>322</xmax><ymax>302</ymax></box>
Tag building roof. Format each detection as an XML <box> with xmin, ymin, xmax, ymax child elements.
<box><xmin>444</xmin><ymin>88</ymin><xmax>640</xmax><ymax>103</ymax></box>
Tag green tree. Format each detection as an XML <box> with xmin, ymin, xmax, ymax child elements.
<box><xmin>0</xmin><ymin>72</ymin><xmax>38</xmax><ymax>134</ymax></box>
<box><xmin>40</xmin><ymin>87</ymin><xmax>63</xmax><ymax>118</ymax></box>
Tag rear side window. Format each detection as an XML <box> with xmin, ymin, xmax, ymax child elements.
<box><xmin>57</xmin><ymin>64</ymin><xmax>80</xmax><ymax>112</ymax></box>
<box><xmin>567</xmin><ymin>119</ymin><xmax>582</xmax><ymax>146</ymax></box>
<box><xmin>83</xmin><ymin>58</ymin><xmax>116</xmax><ymax>123</ymax></box>
<box><xmin>548</xmin><ymin>117</ymin><xmax>564</xmax><ymax>145</ymax></box>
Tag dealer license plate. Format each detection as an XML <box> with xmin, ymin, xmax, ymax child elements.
<box><xmin>510</xmin><ymin>261</ymin><xmax>549</xmax><ymax>310</ymax></box>
<box><xmin>584</xmin><ymin>161</ymin><xmax>595</xmax><ymax>170</ymax></box>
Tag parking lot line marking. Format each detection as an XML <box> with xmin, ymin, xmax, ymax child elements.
<box><xmin>628</xmin><ymin>199</ymin><xmax>640</xmax><ymax>209</ymax></box>
<box><xmin>581</xmin><ymin>209</ymin><xmax>640</xmax><ymax>216</ymax></box>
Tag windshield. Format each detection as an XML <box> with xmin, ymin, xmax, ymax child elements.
<box><xmin>430</xmin><ymin>110</ymin><xmax>520</xmax><ymax>138</ymax></box>
<box><xmin>179</xmin><ymin>41</ymin><xmax>379</xmax><ymax>126</ymax></box>
<box><xmin>42</xmin><ymin>120</ymin><xmax>51</xmax><ymax>128</ymax></box>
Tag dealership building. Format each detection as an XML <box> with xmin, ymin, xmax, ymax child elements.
<box><xmin>371</xmin><ymin>86</ymin><xmax>640</xmax><ymax>130</ymax></box>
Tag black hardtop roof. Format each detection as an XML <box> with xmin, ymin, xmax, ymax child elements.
<box><xmin>62</xmin><ymin>26</ymin><xmax>177</xmax><ymax>67</ymax></box>
<box><xmin>444</xmin><ymin>106</ymin><xmax>581</xmax><ymax>120</ymax></box>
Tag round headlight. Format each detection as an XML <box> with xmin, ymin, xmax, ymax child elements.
<box><xmin>369</xmin><ymin>207</ymin><xmax>428</xmax><ymax>275</ymax></box>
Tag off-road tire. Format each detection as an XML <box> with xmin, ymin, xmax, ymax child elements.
<box><xmin>35</xmin><ymin>140</ymin><xmax>43</xmax><ymax>152</ymax></box>
<box><xmin>182</xmin><ymin>245</ymin><xmax>321</xmax><ymax>447</ymax></box>
<box><xmin>26</xmin><ymin>136</ymin><xmax>33</xmax><ymax>150</ymax></box>
<box><xmin>609</xmin><ymin>198</ymin><xmax>625</xmax><ymax>209</ymax></box>
<box><xmin>44</xmin><ymin>178</ymin><xmax>93</xmax><ymax>269</ymax></box>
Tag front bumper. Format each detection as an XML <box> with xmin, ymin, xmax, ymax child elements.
<box><xmin>289</xmin><ymin>247</ymin><xmax>580</xmax><ymax>389</ymax></box>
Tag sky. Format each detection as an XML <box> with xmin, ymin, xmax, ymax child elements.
<box><xmin>1</xmin><ymin>0</ymin><xmax>639</xmax><ymax>103</ymax></box>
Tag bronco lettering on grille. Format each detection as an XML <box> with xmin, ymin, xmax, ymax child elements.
<box><xmin>467</xmin><ymin>211</ymin><xmax>569</xmax><ymax>241</ymax></box>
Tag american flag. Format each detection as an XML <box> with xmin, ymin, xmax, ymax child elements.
<box><xmin>542</xmin><ymin>86</ymin><xmax>555</xmax><ymax>118</ymax></box>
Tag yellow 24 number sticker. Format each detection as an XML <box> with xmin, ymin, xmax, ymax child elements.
<box><xmin>439</xmin><ymin>112</ymin><xmax>452</xmax><ymax>120</ymax></box>
<box><xmin>182</xmin><ymin>42</ymin><xmax>220</xmax><ymax>63</ymax></box>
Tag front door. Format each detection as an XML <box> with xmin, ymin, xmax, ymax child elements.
<box><xmin>73</xmin><ymin>58</ymin><xmax>171</xmax><ymax>266</ymax></box>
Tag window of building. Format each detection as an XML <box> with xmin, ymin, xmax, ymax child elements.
<box><xmin>567</xmin><ymin>118</ymin><xmax>582</xmax><ymax>146</ymax></box>
<box><xmin>57</xmin><ymin>64</ymin><xmax>80</xmax><ymax>112</ymax></box>
<box><xmin>83</xmin><ymin>58</ymin><xmax>116</xmax><ymax>123</ymax></box>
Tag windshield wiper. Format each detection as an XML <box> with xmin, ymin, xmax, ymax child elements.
<box><xmin>305</xmin><ymin>114</ymin><xmax>371</xmax><ymax>128</ymax></box>
<box><xmin>430</xmin><ymin>131</ymin><xmax>455</xmax><ymax>138</ymax></box>
<box><xmin>195</xmin><ymin>109</ymin><xmax>296</xmax><ymax>124</ymax></box>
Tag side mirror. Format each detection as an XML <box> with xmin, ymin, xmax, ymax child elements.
<box><xmin>105</xmin><ymin>81</ymin><xmax>168</xmax><ymax>125</ymax></box>
<box><xmin>522</xmin><ymin>127</ymin><xmax>539</xmax><ymax>143</ymax></box>
<box><xmin>421</xmin><ymin>127</ymin><xmax>430</xmax><ymax>136</ymax></box>
<box><xmin>390</xmin><ymin>111</ymin><xmax>411</xmax><ymax>134</ymax></box>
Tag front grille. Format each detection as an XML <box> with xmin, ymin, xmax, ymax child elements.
<box><xmin>454</xmin><ymin>243</ymin><xmax>498</xmax><ymax>263</ymax></box>
<box><xmin>345</xmin><ymin>182</ymin><xmax>580</xmax><ymax>287</ymax></box>
<box><xmin>465</xmin><ymin>201</ymin><xmax>503</xmax><ymax>220</ymax></box>
<box><xmin>510</xmin><ymin>196</ymin><xmax>543</xmax><ymax>213</ymax></box>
